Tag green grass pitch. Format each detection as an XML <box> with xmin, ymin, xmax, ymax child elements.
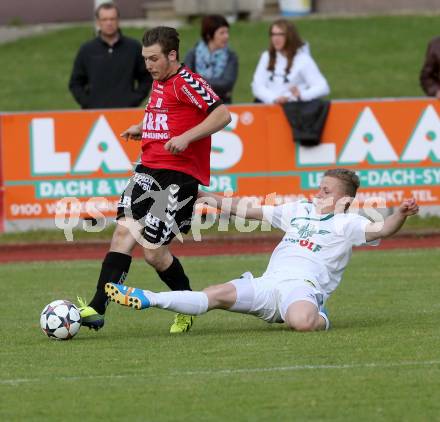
<box><xmin>1</xmin><ymin>248</ymin><xmax>440</xmax><ymax>421</ymax></box>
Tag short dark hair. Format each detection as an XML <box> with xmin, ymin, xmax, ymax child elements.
<box><xmin>95</xmin><ymin>2</ymin><xmax>120</xmax><ymax>19</ymax></box>
<box><xmin>201</xmin><ymin>15</ymin><xmax>229</xmax><ymax>43</ymax></box>
<box><xmin>324</xmin><ymin>168</ymin><xmax>360</xmax><ymax>198</ymax></box>
<box><xmin>142</xmin><ymin>27</ymin><xmax>180</xmax><ymax>59</ymax></box>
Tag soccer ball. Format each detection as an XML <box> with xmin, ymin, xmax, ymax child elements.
<box><xmin>40</xmin><ymin>300</ymin><xmax>81</xmax><ymax>340</ymax></box>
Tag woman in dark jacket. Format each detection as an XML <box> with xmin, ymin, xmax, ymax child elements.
<box><xmin>184</xmin><ymin>15</ymin><xmax>238</xmax><ymax>103</ymax></box>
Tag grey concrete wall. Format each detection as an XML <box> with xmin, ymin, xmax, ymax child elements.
<box><xmin>0</xmin><ymin>0</ymin><xmax>149</xmax><ymax>25</ymax></box>
<box><xmin>1</xmin><ymin>0</ymin><xmax>439</xmax><ymax>26</ymax></box>
<box><xmin>316</xmin><ymin>0</ymin><xmax>440</xmax><ymax>14</ymax></box>
<box><xmin>173</xmin><ymin>0</ymin><xmax>264</xmax><ymax>15</ymax></box>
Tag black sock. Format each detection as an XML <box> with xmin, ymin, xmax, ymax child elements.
<box><xmin>89</xmin><ymin>252</ymin><xmax>132</xmax><ymax>314</ymax></box>
<box><xmin>156</xmin><ymin>256</ymin><xmax>191</xmax><ymax>291</ymax></box>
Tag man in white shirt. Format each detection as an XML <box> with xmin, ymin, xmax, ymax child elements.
<box><xmin>104</xmin><ymin>169</ymin><xmax>419</xmax><ymax>332</ymax></box>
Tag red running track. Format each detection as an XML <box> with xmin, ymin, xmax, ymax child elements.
<box><xmin>0</xmin><ymin>234</ymin><xmax>439</xmax><ymax>263</ymax></box>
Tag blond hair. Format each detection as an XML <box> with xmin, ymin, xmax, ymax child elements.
<box><xmin>324</xmin><ymin>168</ymin><xmax>360</xmax><ymax>198</ymax></box>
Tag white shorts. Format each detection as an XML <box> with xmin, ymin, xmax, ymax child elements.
<box><xmin>229</xmin><ymin>272</ymin><xmax>324</xmax><ymax>324</ymax></box>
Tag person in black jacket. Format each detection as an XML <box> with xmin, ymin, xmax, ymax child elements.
<box><xmin>68</xmin><ymin>2</ymin><xmax>152</xmax><ymax>109</ymax></box>
<box><xmin>184</xmin><ymin>15</ymin><xmax>238</xmax><ymax>104</ymax></box>
<box><xmin>420</xmin><ymin>36</ymin><xmax>440</xmax><ymax>98</ymax></box>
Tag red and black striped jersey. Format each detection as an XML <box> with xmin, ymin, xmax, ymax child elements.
<box><xmin>140</xmin><ymin>65</ymin><xmax>221</xmax><ymax>185</ymax></box>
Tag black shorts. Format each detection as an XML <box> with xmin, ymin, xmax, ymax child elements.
<box><xmin>117</xmin><ymin>165</ymin><xmax>198</xmax><ymax>245</ymax></box>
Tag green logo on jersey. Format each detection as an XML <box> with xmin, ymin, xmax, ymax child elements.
<box><xmin>291</xmin><ymin>222</ymin><xmax>331</xmax><ymax>239</ymax></box>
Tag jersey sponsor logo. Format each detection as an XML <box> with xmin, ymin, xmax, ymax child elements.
<box><xmin>143</xmin><ymin>112</ymin><xmax>169</xmax><ymax>131</ymax></box>
<box><xmin>133</xmin><ymin>173</ymin><xmax>155</xmax><ymax>191</ymax></box>
<box><xmin>283</xmin><ymin>220</ymin><xmax>331</xmax><ymax>253</ymax></box>
<box><xmin>179</xmin><ymin>69</ymin><xmax>216</xmax><ymax>106</ymax></box>
<box><xmin>118</xmin><ymin>195</ymin><xmax>131</xmax><ymax>208</ymax></box>
<box><xmin>181</xmin><ymin>85</ymin><xmax>202</xmax><ymax>109</ymax></box>
<box><xmin>142</xmin><ymin>111</ymin><xmax>170</xmax><ymax>140</ymax></box>
<box><xmin>283</xmin><ymin>237</ymin><xmax>322</xmax><ymax>253</ymax></box>
<box><xmin>142</xmin><ymin>132</ymin><xmax>170</xmax><ymax>140</ymax></box>
<box><xmin>144</xmin><ymin>212</ymin><xmax>161</xmax><ymax>238</ymax></box>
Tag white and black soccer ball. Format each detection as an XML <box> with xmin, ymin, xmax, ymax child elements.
<box><xmin>40</xmin><ymin>300</ymin><xmax>81</xmax><ymax>340</ymax></box>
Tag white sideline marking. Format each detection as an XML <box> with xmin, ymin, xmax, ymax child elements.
<box><xmin>1</xmin><ymin>360</ymin><xmax>439</xmax><ymax>386</ymax></box>
<box><xmin>177</xmin><ymin>360</ymin><xmax>440</xmax><ymax>376</ymax></box>
<box><xmin>0</xmin><ymin>374</ymin><xmax>128</xmax><ymax>386</ymax></box>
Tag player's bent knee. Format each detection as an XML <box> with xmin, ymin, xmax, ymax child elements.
<box><xmin>110</xmin><ymin>220</ymin><xmax>138</xmax><ymax>253</ymax></box>
<box><xmin>143</xmin><ymin>249</ymin><xmax>160</xmax><ymax>266</ymax></box>
<box><xmin>143</xmin><ymin>247</ymin><xmax>171</xmax><ymax>271</ymax></box>
<box><xmin>284</xmin><ymin>300</ymin><xmax>321</xmax><ymax>332</ymax></box>
<box><xmin>203</xmin><ymin>283</ymin><xmax>236</xmax><ymax>309</ymax></box>
<box><xmin>286</xmin><ymin>317</ymin><xmax>315</xmax><ymax>332</ymax></box>
<box><xmin>285</xmin><ymin>311</ymin><xmax>319</xmax><ymax>332</ymax></box>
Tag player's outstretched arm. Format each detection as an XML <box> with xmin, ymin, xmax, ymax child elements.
<box><xmin>164</xmin><ymin>104</ymin><xmax>231</xmax><ymax>154</ymax></box>
<box><xmin>365</xmin><ymin>198</ymin><xmax>419</xmax><ymax>242</ymax></box>
<box><xmin>120</xmin><ymin>122</ymin><xmax>143</xmax><ymax>141</ymax></box>
<box><xmin>197</xmin><ymin>191</ymin><xmax>264</xmax><ymax>221</ymax></box>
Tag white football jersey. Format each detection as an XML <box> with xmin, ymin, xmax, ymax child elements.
<box><xmin>262</xmin><ymin>200</ymin><xmax>379</xmax><ymax>296</ymax></box>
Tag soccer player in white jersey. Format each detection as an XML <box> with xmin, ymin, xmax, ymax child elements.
<box><xmin>104</xmin><ymin>168</ymin><xmax>419</xmax><ymax>332</ymax></box>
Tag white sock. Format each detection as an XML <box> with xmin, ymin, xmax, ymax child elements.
<box><xmin>319</xmin><ymin>311</ymin><xmax>330</xmax><ymax>331</ymax></box>
<box><xmin>144</xmin><ymin>290</ymin><xmax>209</xmax><ymax>315</ymax></box>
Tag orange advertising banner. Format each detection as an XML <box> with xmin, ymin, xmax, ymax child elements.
<box><xmin>0</xmin><ymin>98</ymin><xmax>440</xmax><ymax>231</ymax></box>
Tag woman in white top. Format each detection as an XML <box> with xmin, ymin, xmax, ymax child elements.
<box><xmin>251</xmin><ymin>19</ymin><xmax>330</xmax><ymax>104</ymax></box>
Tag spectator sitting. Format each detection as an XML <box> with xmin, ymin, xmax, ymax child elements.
<box><xmin>184</xmin><ymin>15</ymin><xmax>238</xmax><ymax>104</ymax></box>
<box><xmin>68</xmin><ymin>2</ymin><xmax>152</xmax><ymax>109</ymax></box>
<box><xmin>251</xmin><ymin>19</ymin><xmax>329</xmax><ymax>104</ymax></box>
<box><xmin>420</xmin><ymin>36</ymin><xmax>440</xmax><ymax>99</ymax></box>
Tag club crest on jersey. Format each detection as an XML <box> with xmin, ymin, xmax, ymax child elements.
<box><xmin>291</xmin><ymin>222</ymin><xmax>331</xmax><ymax>239</ymax></box>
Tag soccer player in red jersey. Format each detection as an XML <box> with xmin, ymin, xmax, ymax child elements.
<box><xmin>78</xmin><ymin>26</ymin><xmax>231</xmax><ymax>334</ymax></box>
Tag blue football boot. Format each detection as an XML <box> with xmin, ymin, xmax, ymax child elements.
<box><xmin>104</xmin><ymin>283</ymin><xmax>151</xmax><ymax>310</ymax></box>
<box><xmin>319</xmin><ymin>306</ymin><xmax>330</xmax><ymax>331</ymax></box>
